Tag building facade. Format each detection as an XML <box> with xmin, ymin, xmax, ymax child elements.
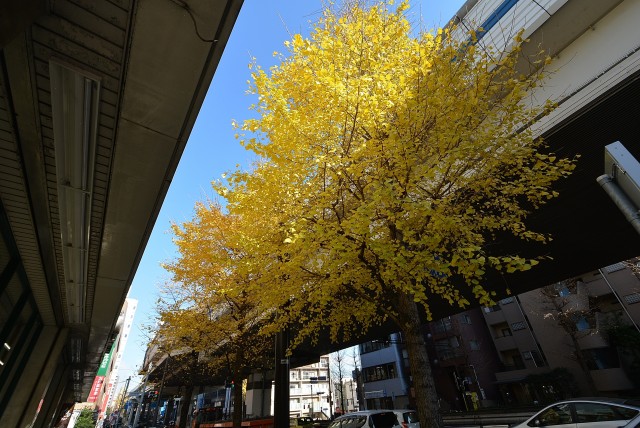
<box><xmin>287</xmin><ymin>355</ymin><xmax>331</xmax><ymax>419</ymax></box>
<box><xmin>483</xmin><ymin>261</ymin><xmax>640</xmax><ymax>404</ymax></box>
<box><xmin>359</xmin><ymin>333</ymin><xmax>412</xmax><ymax>411</ymax></box>
<box><xmin>97</xmin><ymin>298</ymin><xmax>138</xmax><ymax>422</ymax></box>
<box><xmin>332</xmin><ymin>377</ymin><xmax>359</xmax><ymax>414</ymax></box>
<box><xmin>426</xmin><ymin>308</ymin><xmax>502</xmax><ymax>411</ymax></box>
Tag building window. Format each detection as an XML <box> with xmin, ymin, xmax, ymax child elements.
<box><xmin>469</xmin><ymin>340</ymin><xmax>480</xmax><ymax>350</ymax></box>
<box><xmin>511</xmin><ymin>321</ymin><xmax>526</xmax><ymax>331</ymax></box>
<box><xmin>583</xmin><ymin>347</ymin><xmax>620</xmax><ymax>370</ymax></box>
<box><xmin>362</xmin><ymin>363</ymin><xmax>397</xmax><ymax>382</ymax></box>
<box><xmin>604</xmin><ymin>262</ymin><xmax>625</xmax><ymax>273</ymax></box>
<box><xmin>575</xmin><ymin>317</ymin><xmax>590</xmax><ymax>331</ymax></box>
<box><xmin>500</xmin><ymin>297</ymin><xmax>514</xmax><ymax>305</ymax></box>
<box><xmin>435</xmin><ymin>337</ymin><xmax>461</xmax><ymax>360</ymax></box>
<box><xmin>484</xmin><ymin>305</ymin><xmax>501</xmax><ymax>313</ymax></box>
<box><xmin>531</xmin><ymin>350</ymin><xmax>545</xmax><ymax>367</ymax></box>
<box><xmin>461</xmin><ymin>314</ymin><xmax>472</xmax><ymax>324</ymax></box>
<box><xmin>624</xmin><ymin>293</ymin><xmax>640</xmax><ymax>304</ymax></box>
<box><xmin>432</xmin><ymin>318</ymin><xmax>453</xmax><ymax>334</ymax></box>
<box><xmin>360</xmin><ymin>340</ymin><xmax>390</xmax><ymax>354</ymax></box>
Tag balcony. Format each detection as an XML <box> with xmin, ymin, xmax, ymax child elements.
<box><xmin>484</xmin><ymin>309</ymin><xmax>506</xmax><ymax>326</ymax></box>
<box><xmin>495</xmin><ymin>366</ymin><xmax>548</xmax><ymax>384</ymax></box>
<box><xmin>493</xmin><ymin>335</ymin><xmax>517</xmax><ymax>352</ymax></box>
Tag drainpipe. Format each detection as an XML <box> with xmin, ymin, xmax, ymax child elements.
<box><xmin>598</xmin><ymin>268</ymin><xmax>640</xmax><ymax>334</ymax></box>
<box><xmin>597</xmin><ymin>174</ymin><xmax>640</xmax><ymax>235</ymax></box>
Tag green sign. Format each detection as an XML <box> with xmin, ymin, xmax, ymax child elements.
<box><xmin>96</xmin><ymin>340</ymin><xmax>117</xmax><ymax>376</ymax></box>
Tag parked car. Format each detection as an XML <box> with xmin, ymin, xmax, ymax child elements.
<box><xmin>394</xmin><ymin>410</ymin><xmax>419</xmax><ymax>428</ymax></box>
<box><xmin>624</xmin><ymin>412</ymin><xmax>640</xmax><ymax>428</ymax></box>
<box><xmin>328</xmin><ymin>410</ymin><xmax>400</xmax><ymax>428</ymax></box>
<box><xmin>290</xmin><ymin>416</ymin><xmax>315</xmax><ymax>427</ymax></box>
<box><xmin>511</xmin><ymin>398</ymin><xmax>640</xmax><ymax>428</ymax></box>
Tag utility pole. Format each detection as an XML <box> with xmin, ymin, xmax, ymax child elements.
<box><xmin>114</xmin><ymin>377</ymin><xmax>130</xmax><ymax>428</ymax></box>
<box><xmin>132</xmin><ymin>372</ymin><xmax>149</xmax><ymax>428</ymax></box>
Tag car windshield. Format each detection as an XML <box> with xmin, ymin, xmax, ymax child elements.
<box><xmin>370</xmin><ymin>412</ymin><xmax>399</xmax><ymax>427</ymax></box>
<box><xmin>402</xmin><ymin>411</ymin><xmax>419</xmax><ymax>423</ymax></box>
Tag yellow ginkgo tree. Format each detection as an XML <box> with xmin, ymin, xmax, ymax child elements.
<box><xmin>155</xmin><ymin>203</ymin><xmax>272</xmax><ymax>428</ymax></box>
<box><xmin>219</xmin><ymin>1</ymin><xmax>577</xmax><ymax>425</ymax></box>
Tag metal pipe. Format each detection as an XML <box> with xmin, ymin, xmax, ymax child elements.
<box><xmin>598</xmin><ymin>268</ymin><xmax>640</xmax><ymax>334</ymax></box>
<box><xmin>597</xmin><ymin>174</ymin><xmax>640</xmax><ymax>235</ymax></box>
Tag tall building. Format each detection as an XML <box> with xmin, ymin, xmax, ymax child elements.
<box><xmin>358</xmin><ymin>311</ymin><xmax>502</xmax><ymax>413</ymax></box>
<box><xmin>89</xmin><ymin>298</ymin><xmax>137</xmax><ymax>423</ymax></box>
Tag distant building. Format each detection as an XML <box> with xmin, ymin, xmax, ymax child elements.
<box><xmin>332</xmin><ymin>377</ymin><xmax>359</xmax><ymax>414</ymax></box>
<box><xmin>90</xmin><ymin>298</ymin><xmax>137</xmax><ymax>423</ymax></box>
<box><xmin>288</xmin><ymin>355</ymin><xmax>331</xmax><ymax>419</ymax></box>
<box><xmin>359</xmin><ymin>333</ymin><xmax>411</xmax><ymax>410</ymax></box>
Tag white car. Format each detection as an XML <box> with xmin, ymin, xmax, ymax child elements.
<box><xmin>328</xmin><ymin>410</ymin><xmax>400</xmax><ymax>428</ymax></box>
<box><xmin>394</xmin><ymin>410</ymin><xmax>419</xmax><ymax>428</ymax></box>
<box><xmin>511</xmin><ymin>398</ymin><xmax>640</xmax><ymax>428</ymax></box>
<box><xmin>623</xmin><ymin>412</ymin><xmax>640</xmax><ymax>428</ymax></box>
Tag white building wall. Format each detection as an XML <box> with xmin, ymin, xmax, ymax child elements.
<box><xmin>102</xmin><ymin>298</ymin><xmax>138</xmax><ymax>413</ymax></box>
<box><xmin>289</xmin><ymin>355</ymin><xmax>331</xmax><ymax>419</ymax></box>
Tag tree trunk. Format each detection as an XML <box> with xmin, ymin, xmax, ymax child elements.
<box><xmin>231</xmin><ymin>377</ymin><xmax>244</xmax><ymax>428</ymax></box>
<box><xmin>178</xmin><ymin>384</ymin><xmax>194</xmax><ymax>428</ymax></box>
<box><xmin>568</xmin><ymin>332</ymin><xmax>597</xmax><ymax>395</ymax></box>
<box><xmin>396</xmin><ymin>293</ymin><xmax>442</xmax><ymax>428</ymax></box>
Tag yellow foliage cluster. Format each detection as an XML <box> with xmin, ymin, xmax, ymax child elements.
<box><xmin>158</xmin><ymin>0</ymin><xmax>577</xmax><ymax>377</ymax></box>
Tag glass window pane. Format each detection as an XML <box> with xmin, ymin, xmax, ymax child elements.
<box><xmin>534</xmin><ymin>404</ymin><xmax>573</xmax><ymax>425</ymax></box>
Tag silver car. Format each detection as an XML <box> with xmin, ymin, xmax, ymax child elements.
<box><xmin>328</xmin><ymin>410</ymin><xmax>400</xmax><ymax>428</ymax></box>
<box><xmin>511</xmin><ymin>398</ymin><xmax>640</xmax><ymax>428</ymax></box>
<box><xmin>393</xmin><ymin>410</ymin><xmax>419</xmax><ymax>428</ymax></box>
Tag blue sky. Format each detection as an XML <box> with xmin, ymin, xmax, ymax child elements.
<box><xmin>119</xmin><ymin>0</ymin><xmax>466</xmax><ymax>389</ymax></box>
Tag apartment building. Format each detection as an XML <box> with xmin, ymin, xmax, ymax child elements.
<box><xmin>287</xmin><ymin>355</ymin><xmax>332</xmax><ymax>419</ymax></box>
<box><xmin>426</xmin><ymin>308</ymin><xmax>501</xmax><ymax>411</ymax></box>
<box><xmin>483</xmin><ymin>261</ymin><xmax>640</xmax><ymax>404</ymax></box>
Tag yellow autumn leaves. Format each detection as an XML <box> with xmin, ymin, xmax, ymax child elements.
<box><xmin>158</xmin><ymin>0</ymin><xmax>576</xmax><ymax>376</ymax></box>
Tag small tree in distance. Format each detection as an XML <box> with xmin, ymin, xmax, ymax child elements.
<box><xmin>153</xmin><ymin>203</ymin><xmax>273</xmax><ymax>428</ymax></box>
<box><xmin>330</xmin><ymin>349</ymin><xmax>350</xmax><ymax>414</ymax></box>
